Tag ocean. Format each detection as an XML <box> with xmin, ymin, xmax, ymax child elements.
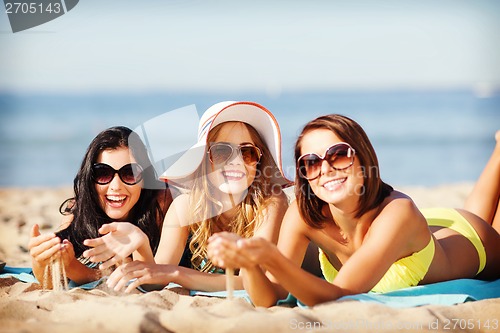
<box><xmin>0</xmin><ymin>90</ymin><xmax>498</xmax><ymax>188</ymax></box>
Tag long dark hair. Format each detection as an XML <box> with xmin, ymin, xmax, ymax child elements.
<box><xmin>57</xmin><ymin>126</ymin><xmax>166</xmax><ymax>257</ymax></box>
<box><xmin>294</xmin><ymin>114</ymin><xmax>393</xmax><ymax>228</ymax></box>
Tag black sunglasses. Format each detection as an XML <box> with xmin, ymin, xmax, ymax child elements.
<box><xmin>92</xmin><ymin>163</ymin><xmax>144</xmax><ymax>185</ymax></box>
<box><xmin>297</xmin><ymin>142</ymin><xmax>355</xmax><ymax>180</ymax></box>
<box><xmin>207</xmin><ymin>142</ymin><xmax>262</xmax><ymax>166</ymax></box>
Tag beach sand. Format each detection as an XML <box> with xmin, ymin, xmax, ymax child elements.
<box><xmin>1</xmin><ymin>184</ymin><xmax>499</xmax><ymax>333</ymax></box>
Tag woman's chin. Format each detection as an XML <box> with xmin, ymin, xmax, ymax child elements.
<box><xmin>216</xmin><ymin>182</ymin><xmax>249</xmax><ymax>197</ymax></box>
<box><xmin>104</xmin><ymin>208</ymin><xmax>129</xmax><ymax>221</ymax></box>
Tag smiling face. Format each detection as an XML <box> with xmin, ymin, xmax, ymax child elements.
<box><xmin>206</xmin><ymin>122</ymin><xmax>259</xmax><ymax>197</ymax></box>
<box><xmin>95</xmin><ymin>146</ymin><xmax>143</xmax><ymax>221</ymax></box>
<box><xmin>299</xmin><ymin>129</ymin><xmax>364</xmax><ymax>208</ymax></box>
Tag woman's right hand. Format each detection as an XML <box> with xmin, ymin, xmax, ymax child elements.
<box><xmin>82</xmin><ymin>222</ymin><xmax>148</xmax><ymax>270</ymax></box>
<box><xmin>28</xmin><ymin>224</ymin><xmax>63</xmax><ymax>267</ymax></box>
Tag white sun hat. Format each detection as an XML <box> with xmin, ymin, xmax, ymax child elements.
<box><xmin>160</xmin><ymin>101</ymin><xmax>291</xmax><ymax>188</ymax></box>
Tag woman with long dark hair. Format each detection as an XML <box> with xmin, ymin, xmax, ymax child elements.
<box><xmin>28</xmin><ymin>126</ymin><xmax>172</xmax><ymax>288</ymax></box>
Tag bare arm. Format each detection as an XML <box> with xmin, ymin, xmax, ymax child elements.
<box><xmin>261</xmin><ymin>197</ymin><xmax>430</xmax><ymax>306</ymax></box>
<box><xmin>252</xmin><ymin>191</ymin><xmax>288</xmax><ymax>243</ymax></box>
<box><xmin>154</xmin><ymin>194</ymin><xmax>191</xmax><ymax>264</ymax></box>
<box><xmin>242</xmin><ymin>200</ymin><xmax>313</xmax><ymax>306</ymax></box>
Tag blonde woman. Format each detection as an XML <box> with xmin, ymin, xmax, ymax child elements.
<box><xmin>92</xmin><ymin>101</ymin><xmax>291</xmax><ymax>292</ymax></box>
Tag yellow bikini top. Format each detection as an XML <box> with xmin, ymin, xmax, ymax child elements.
<box><xmin>318</xmin><ymin>237</ymin><xmax>435</xmax><ymax>293</ymax></box>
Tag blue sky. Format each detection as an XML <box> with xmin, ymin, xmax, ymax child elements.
<box><xmin>0</xmin><ymin>0</ymin><xmax>499</xmax><ymax>93</ymax></box>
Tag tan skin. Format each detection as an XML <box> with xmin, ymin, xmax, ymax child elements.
<box><xmin>208</xmin><ymin>129</ymin><xmax>500</xmax><ymax>307</ymax></box>
<box><xmin>464</xmin><ymin>130</ymin><xmax>500</xmax><ymax>234</ymax></box>
<box><xmin>102</xmin><ymin>122</ymin><xmax>288</xmax><ymax>293</ymax></box>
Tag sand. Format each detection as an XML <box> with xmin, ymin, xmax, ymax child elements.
<box><xmin>1</xmin><ymin>184</ymin><xmax>499</xmax><ymax>333</ymax></box>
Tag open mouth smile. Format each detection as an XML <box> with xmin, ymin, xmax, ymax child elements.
<box><xmin>106</xmin><ymin>195</ymin><xmax>127</xmax><ymax>207</ymax></box>
<box><xmin>322</xmin><ymin>178</ymin><xmax>347</xmax><ymax>191</ymax></box>
<box><xmin>222</xmin><ymin>171</ymin><xmax>246</xmax><ymax>181</ymax></box>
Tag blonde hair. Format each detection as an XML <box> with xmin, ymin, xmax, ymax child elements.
<box><xmin>188</xmin><ymin>122</ymin><xmax>279</xmax><ymax>272</ymax></box>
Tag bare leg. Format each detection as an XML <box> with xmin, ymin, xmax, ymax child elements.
<box><xmin>464</xmin><ymin>131</ymin><xmax>500</xmax><ymax>233</ymax></box>
<box><xmin>493</xmin><ymin>205</ymin><xmax>500</xmax><ymax>233</ymax></box>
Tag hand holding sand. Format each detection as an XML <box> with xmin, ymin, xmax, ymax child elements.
<box><xmin>28</xmin><ymin>224</ymin><xmax>62</xmax><ymax>266</ymax></box>
<box><xmin>208</xmin><ymin>233</ymin><xmax>277</xmax><ymax>300</ymax></box>
<box><xmin>28</xmin><ymin>224</ymin><xmax>72</xmax><ymax>290</ymax></box>
<box><xmin>208</xmin><ymin>233</ymin><xmax>272</xmax><ymax>270</ymax></box>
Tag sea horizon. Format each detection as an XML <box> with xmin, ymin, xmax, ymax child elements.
<box><xmin>1</xmin><ymin>89</ymin><xmax>498</xmax><ymax>188</ymax></box>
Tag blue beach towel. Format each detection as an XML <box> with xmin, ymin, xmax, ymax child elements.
<box><xmin>0</xmin><ymin>265</ymin><xmax>106</xmax><ymax>289</ymax></box>
<box><xmin>334</xmin><ymin>278</ymin><xmax>500</xmax><ymax>308</ymax></box>
<box><xmin>189</xmin><ymin>278</ymin><xmax>500</xmax><ymax>308</ymax></box>
<box><xmin>2</xmin><ymin>265</ymin><xmax>499</xmax><ymax>307</ymax></box>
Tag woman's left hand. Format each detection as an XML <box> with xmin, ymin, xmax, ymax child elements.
<box><xmin>82</xmin><ymin>222</ymin><xmax>147</xmax><ymax>270</ymax></box>
<box><xmin>60</xmin><ymin>239</ymin><xmax>76</xmax><ymax>269</ymax></box>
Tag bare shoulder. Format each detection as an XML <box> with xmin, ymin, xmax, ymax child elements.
<box><xmin>368</xmin><ymin>191</ymin><xmax>431</xmax><ymax>255</ymax></box>
<box><xmin>163</xmin><ymin>193</ymin><xmax>191</xmax><ymax>227</ymax></box>
<box><xmin>281</xmin><ymin>200</ymin><xmax>311</xmax><ymax>232</ymax></box>
<box><xmin>266</xmin><ymin>189</ymin><xmax>289</xmax><ymax>209</ymax></box>
<box><xmin>374</xmin><ymin>190</ymin><xmax>424</xmax><ymax>230</ymax></box>
<box><xmin>170</xmin><ymin>193</ymin><xmax>191</xmax><ymax>213</ymax></box>
<box><xmin>383</xmin><ymin>190</ymin><xmax>419</xmax><ymax>213</ymax></box>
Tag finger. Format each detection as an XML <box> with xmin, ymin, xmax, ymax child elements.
<box><xmin>125</xmin><ymin>277</ymin><xmax>145</xmax><ymax>293</ymax></box>
<box><xmin>99</xmin><ymin>222</ymin><xmax>118</xmax><ymax>235</ymax></box>
<box><xmin>60</xmin><ymin>243</ymin><xmax>74</xmax><ymax>265</ymax></box>
<box><xmin>30</xmin><ymin>224</ymin><xmax>40</xmax><ymax>238</ymax></box>
<box><xmin>107</xmin><ymin>262</ymin><xmax>144</xmax><ymax>291</ymax></box>
<box><xmin>210</xmin><ymin>256</ymin><xmax>224</xmax><ymax>268</ymax></box>
<box><xmin>237</xmin><ymin>237</ymin><xmax>265</xmax><ymax>250</ymax></box>
<box><xmin>113</xmin><ymin>271</ymin><xmax>140</xmax><ymax>292</ymax></box>
<box><xmin>99</xmin><ymin>257</ymin><xmax>120</xmax><ymax>271</ymax></box>
<box><xmin>30</xmin><ymin>237</ymin><xmax>61</xmax><ymax>258</ymax></box>
<box><xmin>106</xmin><ymin>261</ymin><xmax>138</xmax><ymax>287</ymax></box>
<box><xmin>35</xmin><ymin>242</ymin><xmax>63</xmax><ymax>263</ymax></box>
<box><xmin>90</xmin><ymin>250</ymin><xmax>120</xmax><ymax>264</ymax></box>
<box><xmin>83</xmin><ymin>243</ymin><xmax>118</xmax><ymax>262</ymax></box>
<box><xmin>28</xmin><ymin>232</ymin><xmax>57</xmax><ymax>249</ymax></box>
<box><xmin>62</xmin><ymin>239</ymin><xmax>73</xmax><ymax>249</ymax></box>
<box><xmin>105</xmin><ymin>268</ymin><xmax>123</xmax><ymax>289</ymax></box>
<box><xmin>82</xmin><ymin>244</ymin><xmax>105</xmax><ymax>258</ymax></box>
<box><xmin>82</xmin><ymin>237</ymin><xmax>105</xmax><ymax>248</ymax></box>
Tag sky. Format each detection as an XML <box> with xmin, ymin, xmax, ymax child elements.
<box><xmin>0</xmin><ymin>0</ymin><xmax>499</xmax><ymax>94</ymax></box>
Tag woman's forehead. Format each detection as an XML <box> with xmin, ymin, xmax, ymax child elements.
<box><xmin>300</xmin><ymin>129</ymin><xmax>343</xmax><ymax>154</ymax></box>
<box><xmin>97</xmin><ymin>147</ymin><xmax>136</xmax><ymax>166</ymax></box>
<box><xmin>213</xmin><ymin>122</ymin><xmax>254</xmax><ymax>144</ymax></box>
